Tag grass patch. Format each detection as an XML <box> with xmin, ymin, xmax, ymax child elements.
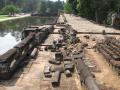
<box><xmin>0</xmin><ymin>15</ymin><xmax>9</xmax><ymax>19</ymax></box>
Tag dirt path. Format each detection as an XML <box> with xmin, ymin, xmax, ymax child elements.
<box><xmin>65</xmin><ymin>14</ymin><xmax>120</xmax><ymax>90</ymax></box>
<box><xmin>0</xmin><ymin>15</ymin><xmax>82</xmax><ymax>90</ymax></box>
<box><xmin>87</xmin><ymin>49</ymin><xmax>120</xmax><ymax>90</ymax></box>
<box><xmin>1</xmin><ymin>13</ymin><xmax>120</xmax><ymax>90</ymax></box>
<box><xmin>65</xmin><ymin>14</ymin><xmax>120</xmax><ymax>33</ymax></box>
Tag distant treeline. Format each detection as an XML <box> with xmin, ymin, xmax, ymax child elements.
<box><xmin>31</xmin><ymin>12</ymin><xmax>59</xmax><ymax>17</ymax></box>
<box><xmin>64</xmin><ymin>0</ymin><xmax>120</xmax><ymax>25</ymax></box>
<box><xmin>0</xmin><ymin>0</ymin><xmax>63</xmax><ymax>15</ymax></box>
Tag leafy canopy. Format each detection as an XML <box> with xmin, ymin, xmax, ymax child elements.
<box><xmin>64</xmin><ymin>2</ymin><xmax>72</xmax><ymax>14</ymax></box>
<box><xmin>0</xmin><ymin>5</ymin><xmax>20</xmax><ymax>16</ymax></box>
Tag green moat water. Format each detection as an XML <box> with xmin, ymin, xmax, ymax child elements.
<box><xmin>0</xmin><ymin>16</ymin><xmax>54</xmax><ymax>54</ymax></box>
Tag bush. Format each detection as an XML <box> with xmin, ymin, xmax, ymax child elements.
<box><xmin>64</xmin><ymin>2</ymin><xmax>72</xmax><ymax>14</ymax></box>
<box><xmin>0</xmin><ymin>5</ymin><xmax>21</xmax><ymax>16</ymax></box>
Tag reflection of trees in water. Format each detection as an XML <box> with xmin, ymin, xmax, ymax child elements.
<box><xmin>0</xmin><ymin>17</ymin><xmax>54</xmax><ymax>41</ymax></box>
<box><xmin>11</xmin><ymin>31</ymin><xmax>21</xmax><ymax>42</ymax></box>
<box><xmin>0</xmin><ymin>30</ymin><xmax>6</xmax><ymax>37</ymax></box>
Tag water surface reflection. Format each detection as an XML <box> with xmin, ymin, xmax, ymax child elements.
<box><xmin>0</xmin><ymin>16</ymin><xmax>54</xmax><ymax>54</ymax></box>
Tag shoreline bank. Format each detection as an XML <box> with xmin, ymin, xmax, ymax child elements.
<box><xmin>0</xmin><ymin>14</ymin><xmax>31</xmax><ymax>22</ymax></box>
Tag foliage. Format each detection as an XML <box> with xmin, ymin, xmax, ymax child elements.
<box><xmin>76</xmin><ymin>0</ymin><xmax>80</xmax><ymax>15</ymax></box>
<box><xmin>0</xmin><ymin>0</ymin><xmax>63</xmax><ymax>15</ymax></box>
<box><xmin>69</xmin><ymin>0</ymin><xmax>120</xmax><ymax>24</ymax></box>
<box><xmin>38</xmin><ymin>1</ymin><xmax>47</xmax><ymax>14</ymax></box>
<box><xmin>64</xmin><ymin>2</ymin><xmax>72</xmax><ymax>14</ymax></box>
<box><xmin>77</xmin><ymin>0</ymin><xmax>94</xmax><ymax>19</ymax></box>
<box><xmin>38</xmin><ymin>0</ymin><xmax>63</xmax><ymax>14</ymax></box>
<box><xmin>0</xmin><ymin>5</ymin><xmax>20</xmax><ymax>16</ymax></box>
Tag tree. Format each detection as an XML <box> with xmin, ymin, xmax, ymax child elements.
<box><xmin>72</xmin><ymin>0</ymin><xmax>120</xmax><ymax>23</ymax></box>
<box><xmin>0</xmin><ymin>0</ymin><xmax>63</xmax><ymax>15</ymax></box>
<box><xmin>0</xmin><ymin>5</ymin><xmax>20</xmax><ymax>16</ymax></box>
<box><xmin>64</xmin><ymin>2</ymin><xmax>72</xmax><ymax>14</ymax></box>
<box><xmin>0</xmin><ymin>0</ymin><xmax>4</xmax><ymax>9</ymax></box>
<box><xmin>38</xmin><ymin>1</ymin><xmax>47</xmax><ymax>14</ymax></box>
<box><xmin>76</xmin><ymin>0</ymin><xmax>80</xmax><ymax>15</ymax></box>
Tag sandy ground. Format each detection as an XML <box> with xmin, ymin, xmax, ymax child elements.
<box><xmin>65</xmin><ymin>14</ymin><xmax>120</xmax><ymax>33</ymax></box>
<box><xmin>87</xmin><ymin>49</ymin><xmax>120</xmax><ymax>89</ymax></box>
<box><xmin>0</xmin><ymin>14</ymin><xmax>30</xmax><ymax>22</ymax></box>
<box><xmin>64</xmin><ymin>14</ymin><xmax>120</xmax><ymax>90</ymax></box>
<box><xmin>0</xmin><ymin>13</ymin><xmax>120</xmax><ymax>90</ymax></box>
<box><xmin>0</xmin><ymin>15</ymin><xmax>82</xmax><ymax>90</ymax></box>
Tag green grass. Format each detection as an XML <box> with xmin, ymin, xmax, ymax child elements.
<box><xmin>0</xmin><ymin>15</ymin><xmax>9</xmax><ymax>19</ymax></box>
